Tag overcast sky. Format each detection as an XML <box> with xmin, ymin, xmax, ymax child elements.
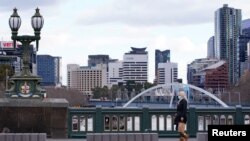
<box><xmin>1</xmin><ymin>0</ymin><xmax>250</xmax><ymax>85</ymax></box>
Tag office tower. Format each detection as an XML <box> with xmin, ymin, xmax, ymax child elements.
<box><xmin>67</xmin><ymin>64</ymin><xmax>107</xmax><ymax>96</ymax></box>
<box><xmin>88</xmin><ymin>55</ymin><xmax>110</xmax><ymax>67</ymax></box>
<box><xmin>207</xmin><ymin>36</ymin><xmax>215</xmax><ymax>58</ymax></box>
<box><xmin>155</xmin><ymin>49</ymin><xmax>170</xmax><ymax>77</ymax></box>
<box><xmin>238</xmin><ymin>27</ymin><xmax>250</xmax><ymax>77</ymax></box>
<box><xmin>37</xmin><ymin>55</ymin><xmax>62</xmax><ymax>86</ymax></box>
<box><xmin>157</xmin><ymin>62</ymin><xmax>178</xmax><ymax>84</ymax></box>
<box><xmin>123</xmin><ymin>47</ymin><xmax>148</xmax><ymax>84</ymax></box>
<box><xmin>214</xmin><ymin>4</ymin><xmax>242</xmax><ymax>85</ymax></box>
<box><xmin>108</xmin><ymin>60</ymin><xmax>123</xmax><ymax>87</ymax></box>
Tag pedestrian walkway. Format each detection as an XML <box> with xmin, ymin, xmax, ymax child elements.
<box><xmin>47</xmin><ymin>138</ymin><xmax>197</xmax><ymax>141</ymax></box>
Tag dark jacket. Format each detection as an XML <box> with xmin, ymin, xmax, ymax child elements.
<box><xmin>174</xmin><ymin>98</ymin><xmax>187</xmax><ymax>124</ymax></box>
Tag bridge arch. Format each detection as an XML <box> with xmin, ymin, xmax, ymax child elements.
<box><xmin>122</xmin><ymin>83</ymin><xmax>229</xmax><ymax>108</ymax></box>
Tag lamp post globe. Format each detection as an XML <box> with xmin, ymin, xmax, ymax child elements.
<box><xmin>9</xmin><ymin>8</ymin><xmax>21</xmax><ymax>32</ymax></box>
<box><xmin>31</xmin><ymin>8</ymin><xmax>44</xmax><ymax>32</ymax></box>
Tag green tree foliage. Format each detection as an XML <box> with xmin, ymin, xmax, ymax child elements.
<box><xmin>92</xmin><ymin>86</ymin><xmax>109</xmax><ymax>99</ymax></box>
<box><xmin>91</xmin><ymin>81</ymin><xmax>156</xmax><ymax>100</ymax></box>
<box><xmin>125</xmin><ymin>80</ymin><xmax>135</xmax><ymax>92</ymax></box>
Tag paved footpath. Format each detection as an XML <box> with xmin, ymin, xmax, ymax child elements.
<box><xmin>47</xmin><ymin>138</ymin><xmax>197</xmax><ymax>141</ymax></box>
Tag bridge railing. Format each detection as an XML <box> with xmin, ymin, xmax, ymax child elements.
<box><xmin>68</xmin><ymin>106</ymin><xmax>250</xmax><ymax>138</ymax></box>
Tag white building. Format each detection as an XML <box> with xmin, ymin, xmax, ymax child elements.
<box><xmin>67</xmin><ymin>64</ymin><xmax>107</xmax><ymax>96</ymax></box>
<box><xmin>123</xmin><ymin>47</ymin><xmax>148</xmax><ymax>84</ymax></box>
<box><xmin>108</xmin><ymin>60</ymin><xmax>123</xmax><ymax>87</ymax></box>
<box><xmin>157</xmin><ymin>62</ymin><xmax>178</xmax><ymax>84</ymax></box>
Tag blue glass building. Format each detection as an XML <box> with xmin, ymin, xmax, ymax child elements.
<box><xmin>37</xmin><ymin>55</ymin><xmax>62</xmax><ymax>86</ymax></box>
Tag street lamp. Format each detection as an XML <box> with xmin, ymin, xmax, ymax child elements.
<box><xmin>6</xmin><ymin>8</ymin><xmax>46</xmax><ymax>98</ymax></box>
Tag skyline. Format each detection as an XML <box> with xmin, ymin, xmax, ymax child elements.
<box><xmin>1</xmin><ymin>0</ymin><xmax>250</xmax><ymax>85</ymax></box>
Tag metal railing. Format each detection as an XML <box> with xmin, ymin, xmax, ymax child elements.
<box><xmin>68</xmin><ymin>106</ymin><xmax>250</xmax><ymax>138</ymax></box>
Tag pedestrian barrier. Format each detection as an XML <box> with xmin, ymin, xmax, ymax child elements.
<box><xmin>0</xmin><ymin>133</ymin><xmax>47</xmax><ymax>141</ymax></box>
<box><xmin>86</xmin><ymin>132</ymin><xmax>158</xmax><ymax>141</ymax></box>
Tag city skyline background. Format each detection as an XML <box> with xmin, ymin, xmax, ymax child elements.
<box><xmin>1</xmin><ymin>0</ymin><xmax>250</xmax><ymax>85</ymax></box>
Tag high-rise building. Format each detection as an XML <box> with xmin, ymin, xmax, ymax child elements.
<box><xmin>123</xmin><ymin>47</ymin><xmax>148</xmax><ymax>84</ymax></box>
<box><xmin>67</xmin><ymin>64</ymin><xmax>107</xmax><ymax>96</ymax></box>
<box><xmin>237</xmin><ymin>27</ymin><xmax>250</xmax><ymax>77</ymax></box>
<box><xmin>207</xmin><ymin>36</ymin><xmax>215</xmax><ymax>58</ymax></box>
<box><xmin>155</xmin><ymin>49</ymin><xmax>170</xmax><ymax>77</ymax></box>
<box><xmin>88</xmin><ymin>55</ymin><xmax>110</xmax><ymax>67</ymax></box>
<box><xmin>248</xmin><ymin>42</ymin><xmax>250</xmax><ymax>71</ymax></box>
<box><xmin>108</xmin><ymin>60</ymin><xmax>123</xmax><ymax>87</ymax></box>
<box><xmin>214</xmin><ymin>4</ymin><xmax>242</xmax><ymax>85</ymax></box>
<box><xmin>37</xmin><ymin>55</ymin><xmax>62</xmax><ymax>86</ymax></box>
<box><xmin>157</xmin><ymin>62</ymin><xmax>178</xmax><ymax>84</ymax></box>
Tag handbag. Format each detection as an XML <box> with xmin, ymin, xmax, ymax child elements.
<box><xmin>178</xmin><ymin>122</ymin><xmax>186</xmax><ymax>133</ymax></box>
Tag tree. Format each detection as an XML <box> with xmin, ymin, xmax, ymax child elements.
<box><xmin>223</xmin><ymin>70</ymin><xmax>250</xmax><ymax>105</ymax></box>
<box><xmin>92</xmin><ymin>86</ymin><xmax>109</xmax><ymax>100</ymax></box>
<box><xmin>144</xmin><ymin>82</ymin><xmax>156</xmax><ymax>89</ymax></box>
<box><xmin>125</xmin><ymin>80</ymin><xmax>135</xmax><ymax>92</ymax></box>
<box><xmin>92</xmin><ymin>87</ymin><xmax>102</xmax><ymax>99</ymax></box>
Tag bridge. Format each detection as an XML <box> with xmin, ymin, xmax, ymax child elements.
<box><xmin>67</xmin><ymin>83</ymin><xmax>250</xmax><ymax>138</ymax></box>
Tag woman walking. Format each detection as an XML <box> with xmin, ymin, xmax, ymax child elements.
<box><xmin>174</xmin><ymin>91</ymin><xmax>189</xmax><ymax>141</ymax></box>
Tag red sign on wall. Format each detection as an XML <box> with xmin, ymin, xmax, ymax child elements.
<box><xmin>0</xmin><ymin>41</ymin><xmax>19</xmax><ymax>48</ymax></box>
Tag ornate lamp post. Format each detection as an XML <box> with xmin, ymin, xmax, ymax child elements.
<box><xmin>6</xmin><ymin>8</ymin><xmax>46</xmax><ymax>98</ymax></box>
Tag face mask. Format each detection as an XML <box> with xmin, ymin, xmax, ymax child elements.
<box><xmin>178</xmin><ymin>96</ymin><xmax>182</xmax><ymax>100</ymax></box>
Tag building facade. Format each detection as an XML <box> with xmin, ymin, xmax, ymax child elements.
<box><xmin>155</xmin><ymin>49</ymin><xmax>170</xmax><ymax>77</ymax></box>
<box><xmin>157</xmin><ymin>62</ymin><xmax>178</xmax><ymax>84</ymax></box>
<box><xmin>37</xmin><ymin>55</ymin><xmax>62</xmax><ymax>86</ymax></box>
<box><xmin>67</xmin><ymin>64</ymin><xmax>107</xmax><ymax>96</ymax></box>
<box><xmin>123</xmin><ymin>47</ymin><xmax>148</xmax><ymax>84</ymax></box>
<box><xmin>214</xmin><ymin>4</ymin><xmax>242</xmax><ymax>85</ymax></box>
<box><xmin>204</xmin><ymin>61</ymin><xmax>228</xmax><ymax>92</ymax></box>
<box><xmin>237</xmin><ymin>27</ymin><xmax>250</xmax><ymax>78</ymax></box>
<box><xmin>187</xmin><ymin>58</ymin><xmax>219</xmax><ymax>85</ymax></box>
<box><xmin>108</xmin><ymin>61</ymin><xmax>123</xmax><ymax>87</ymax></box>
<box><xmin>192</xmin><ymin>61</ymin><xmax>228</xmax><ymax>92</ymax></box>
<box><xmin>88</xmin><ymin>55</ymin><xmax>110</xmax><ymax>67</ymax></box>
<box><xmin>207</xmin><ymin>36</ymin><xmax>215</xmax><ymax>58</ymax></box>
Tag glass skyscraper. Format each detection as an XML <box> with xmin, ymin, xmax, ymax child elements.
<box><xmin>155</xmin><ymin>49</ymin><xmax>170</xmax><ymax>77</ymax></box>
<box><xmin>207</xmin><ymin>36</ymin><xmax>215</xmax><ymax>58</ymax></box>
<box><xmin>37</xmin><ymin>55</ymin><xmax>62</xmax><ymax>86</ymax></box>
<box><xmin>238</xmin><ymin>27</ymin><xmax>250</xmax><ymax>77</ymax></box>
<box><xmin>215</xmin><ymin>4</ymin><xmax>242</xmax><ymax>85</ymax></box>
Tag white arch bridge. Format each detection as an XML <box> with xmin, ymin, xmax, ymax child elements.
<box><xmin>122</xmin><ymin>83</ymin><xmax>228</xmax><ymax>108</ymax></box>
